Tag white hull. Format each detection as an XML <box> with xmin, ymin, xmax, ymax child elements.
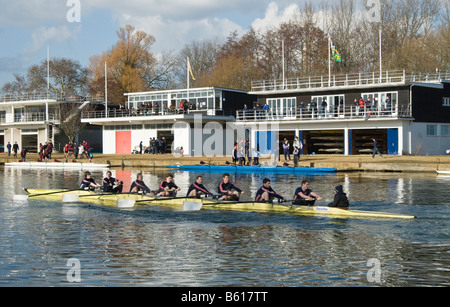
<box><xmin>437</xmin><ymin>170</ymin><xmax>450</xmax><ymax>175</ymax></box>
<box><xmin>5</xmin><ymin>162</ymin><xmax>110</xmax><ymax>170</ymax></box>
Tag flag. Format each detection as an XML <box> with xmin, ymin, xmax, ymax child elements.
<box><xmin>330</xmin><ymin>39</ymin><xmax>342</xmax><ymax>63</ymax></box>
<box><xmin>188</xmin><ymin>58</ymin><xmax>196</xmax><ymax>81</ymax></box>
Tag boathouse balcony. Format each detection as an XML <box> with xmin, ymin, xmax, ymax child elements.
<box><xmin>236</xmin><ymin>104</ymin><xmax>412</xmax><ymax>122</ymax></box>
<box><xmin>238</xmin><ymin>70</ymin><xmax>450</xmax><ymax>123</ymax></box>
<box><xmin>250</xmin><ymin>70</ymin><xmax>450</xmax><ymax>93</ymax></box>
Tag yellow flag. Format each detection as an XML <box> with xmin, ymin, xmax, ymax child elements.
<box><xmin>188</xmin><ymin>58</ymin><xmax>196</xmax><ymax>81</ymax></box>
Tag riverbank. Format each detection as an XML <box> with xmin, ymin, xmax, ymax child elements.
<box><xmin>1</xmin><ymin>153</ymin><xmax>450</xmax><ymax>173</ymax></box>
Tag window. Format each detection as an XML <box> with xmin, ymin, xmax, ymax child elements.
<box><xmin>267</xmin><ymin>97</ymin><xmax>297</xmax><ymax>117</ymax></box>
<box><xmin>443</xmin><ymin>98</ymin><xmax>450</xmax><ymax>107</ymax></box>
<box><xmin>427</xmin><ymin>125</ymin><xmax>438</xmax><ymax>136</ymax></box>
<box><xmin>311</xmin><ymin>95</ymin><xmax>344</xmax><ymax>115</ymax></box>
<box><xmin>441</xmin><ymin>125</ymin><xmax>450</xmax><ymax>136</ymax></box>
<box><xmin>361</xmin><ymin>92</ymin><xmax>397</xmax><ymax>111</ymax></box>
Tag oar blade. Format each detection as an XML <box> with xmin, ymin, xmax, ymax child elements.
<box><xmin>183</xmin><ymin>201</ymin><xmax>203</xmax><ymax>212</ymax></box>
<box><xmin>117</xmin><ymin>199</ymin><xmax>136</xmax><ymax>209</ymax></box>
<box><xmin>62</xmin><ymin>194</ymin><xmax>80</xmax><ymax>203</ymax></box>
<box><xmin>12</xmin><ymin>195</ymin><xmax>29</xmax><ymax>202</ymax></box>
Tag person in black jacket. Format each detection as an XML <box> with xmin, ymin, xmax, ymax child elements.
<box><xmin>328</xmin><ymin>185</ymin><xmax>350</xmax><ymax>208</ymax></box>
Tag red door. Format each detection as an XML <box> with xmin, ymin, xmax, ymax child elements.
<box><xmin>116</xmin><ymin>131</ymin><xmax>132</xmax><ymax>154</ymax></box>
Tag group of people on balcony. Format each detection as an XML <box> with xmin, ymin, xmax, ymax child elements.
<box><xmin>353</xmin><ymin>96</ymin><xmax>392</xmax><ymax>117</ymax></box>
<box><xmin>112</xmin><ymin>100</ymin><xmax>198</xmax><ymax>117</ymax></box>
<box><xmin>240</xmin><ymin>96</ymin><xmax>393</xmax><ymax>120</ymax></box>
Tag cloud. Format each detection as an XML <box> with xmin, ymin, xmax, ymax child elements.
<box><xmin>123</xmin><ymin>14</ymin><xmax>243</xmax><ymax>53</ymax></box>
<box><xmin>251</xmin><ymin>2</ymin><xmax>300</xmax><ymax>32</ymax></box>
<box><xmin>0</xmin><ymin>0</ymin><xmax>68</xmax><ymax>27</ymax></box>
<box><xmin>26</xmin><ymin>24</ymin><xmax>82</xmax><ymax>54</ymax></box>
<box><xmin>0</xmin><ymin>56</ymin><xmax>23</xmax><ymax>73</ymax></box>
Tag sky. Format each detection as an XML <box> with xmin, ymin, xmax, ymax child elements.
<box><xmin>0</xmin><ymin>0</ymin><xmax>344</xmax><ymax>88</ymax></box>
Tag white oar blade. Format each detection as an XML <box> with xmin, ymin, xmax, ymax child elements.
<box><xmin>117</xmin><ymin>199</ymin><xmax>136</xmax><ymax>209</ymax></box>
<box><xmin>183</xmin><ymin>201</ymin><xmax>203</xmax><ymax>212</ymax></box>
<box><xmin>62</xmin><ymin>194</ymin><xmax>80</xmax><ymax>203</ymax></box>
<box><xmin>12</xmin><ymin>195</ymin><xmax>29</xmax><ymax>202</ymax></box>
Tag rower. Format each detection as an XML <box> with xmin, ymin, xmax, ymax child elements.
<box><xmin>255</xmin><ymin>178</ymin><xmax>285</xmax><ymax>202</ymax></box>
<box><xmin>103</xmin><ymin>171</ymin><xmax>123</xmax><ymax>194</ymax></box>
<box><xmin>130</xmin><ymin>173</ymin><xmax>152</xmax><ymax>194</ymax></box>
<box><xmin>218</xmin><ymin>173</ymin><xmax>245</xmax><ymax>201</ymax></box>
<box><xmin>157</xmin><ymin>174</ymin><xmax>180</xmax><ymax>197</ymax></box>
<box><xmin>293</xmin><ymin>179</ymin><xmax>323</xmax><ymax>206</ymax></box>
<box><xmin>186</xmin><ymin>176</ymin><xmax>212</xmax><ymax>198</ymax></box>
<box><xmin>80</xmin><ymin>171</ymin><xmax>101</xmax><ymax>191</ymax></box>
<box><xmin>328</xmin><ymin>185</ymin><xmax>350</xmax><ymax>208</ymax></box>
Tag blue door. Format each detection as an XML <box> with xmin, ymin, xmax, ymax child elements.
<box><xmin>387</xmin><ymin>129</ymin><xmax>399</xmax><ymax>155</ymax></box>
<box><xmin>256</xmin><ymin>131</ymin><xmax>275</xmax><ymax>155</ymax></box>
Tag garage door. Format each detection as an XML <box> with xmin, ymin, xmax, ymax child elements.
<box><xmin>116</xmin><ymin>131</ymin><xmax>132</xmax><ymax>154</ymax></box>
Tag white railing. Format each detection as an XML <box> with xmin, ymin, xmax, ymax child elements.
<box><xmin>251</xmin><ymin>70</ymin><xmax>450</xmax><ymax>92</ymax></box>
<box><xmin>0</xmin><ymin>93</ymin><xmax>104</xmax><ymax>103</ymax></box>
<box><xmin>236</xmin><ymin>104</ymin><xmax>412</xmax><ymax>122</ymax></box>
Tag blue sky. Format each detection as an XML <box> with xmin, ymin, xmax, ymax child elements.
<box><xmin>0</xmin><ymin>0</ymin><xmax>341</xmax><ymax>88</ymax></box>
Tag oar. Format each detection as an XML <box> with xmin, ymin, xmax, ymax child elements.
<box><xmin>117</xmin><ymin>196</ymin><xmax>181</xmax><ymax>209</ymax></box>
<box><xmin>185</xmin><ymin>198</ymin><xmax>277</xmax><ymax>212</ymax></box>
<box><xmin>282</xmin><ymin>198</ymin><xmax>318</xmax><ymax>206</ymax></box>
<box><xmin>62</xmin><ymin>191</ymin><xmax>113</xmax><ymax>203</ymax></box>
<box><xmin>13</xmin><ymin>188</ymin><xmax>79</xmax><ymax>202</ymax></box>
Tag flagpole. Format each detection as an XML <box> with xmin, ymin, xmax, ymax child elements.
<box><xmin>379</xmin><ymin>28</ymin><xmax>382</xmax><ymax>83</ymax></box>
<box><xmin>187</xmin><ymin>57</ymin><xmax>190</xmax><ymax>90</ymax></box>
<box><xmin>328</xmin><ymin>36</ymin><xmax>331</xmax><ymax>87</ymax></box>
<box><xmin>282</xmin><ymin>40</ymin><xmax>285</xmax><ymax>89</ymax></box>
<box><xmin>105</xmin><ymin>61</ymin><xmax>108</xmax><ymax>118</ymax></box>
<box><xmin>46</xmin><ymin>46</ymin><xmax>49</xmax><ymax>122</ymax></box>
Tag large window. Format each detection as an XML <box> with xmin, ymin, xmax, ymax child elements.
<box><xmin>128</xmin><ymin>89</ymin><xmax>221</xmax><ymax>112</ymax></box>
<box><xmin>267</xmin><ymin>97</ymin><xmax>297</xmax><ymax>117</ymax></box>
<box><xmin>361</xmin><ymin>91</ymin><xmax>398</xmax><ymax>112</ymax></box>
<box><xmin>311</xmin><ymin>95</ymin><xmax>344</xmax><ymax>116</ymax></box>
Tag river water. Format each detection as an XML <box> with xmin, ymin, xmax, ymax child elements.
<box><xmin>0</xmin><ymin>167</ymin><xmax>449</xmax><ymax>287</ymax></box>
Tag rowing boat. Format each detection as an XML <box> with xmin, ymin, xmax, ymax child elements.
<box><xmin>23</xmin><ymin>189</ymin><xmax>416</xmax><ymax>219</ymax></box>
<box><xmin>6</xmin><ymin>162</ymin><xmax>110</xmax><ymax>170</ymax></box>
<box><xmin>24</xmin><ymin>189</ymin><xmax>184</xmax><ymax>208</ymax></box>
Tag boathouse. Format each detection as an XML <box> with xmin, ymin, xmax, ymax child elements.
<box><xmin>236</xmin><ymin>70</ymin><xmax>450</xmax><ymax>156</ymax></box>
<box><xmin>82</xmin><ymin>87</ymin><xmax>254</xmax><ymax>155</ymax></box>
<box><xmin>0</xmin><ymin>94</ymin><xmax>102</xmax><ymax>153</ymax></box>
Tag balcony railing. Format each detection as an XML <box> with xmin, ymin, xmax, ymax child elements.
<box><xmin>82</xmin><ymin>108</ymin><xmax>235</xmax><ymax>120</ymax></box>
<box><xmin>251</xmin><ymin>70</ymin><xmax>450</xmax><ymax>93</ymax></box>
<box><xmin>10</xmin><ymin>113</ymin><xmax>59</xmax><ymax>123</ymax></box>
<box><xmin>0</xmin><ymin>93</ymin><xmax>104</xmax><ymax>103</ymax></box>
<box><xmin>236</xmin><ymin>104</ymin><xmax>412</xmax><ymax>122</ymax></box>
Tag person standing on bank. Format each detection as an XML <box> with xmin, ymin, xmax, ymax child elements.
<box><xmin>372</xmin><ymin>138</ymin><xmax>383</xmax><ymax>158</ymax></box>
<box><xmin>7</xmin><ymin>142</ymin><xmax>11</xmax><ymax>156</ymax></box>
<box><xmin>293</xmin><ymin>146</ymin><xmax>300</xmax><ymax>167</ymax></box>
<box><xmin>283</xmin><ymin>138</ymin><xmax>291</xmax><ymax>162</ymax></box>
<box><xmin>13</xmin><ymin>142</ymin><xmax>19</xmax><ymax>158</ymax></box>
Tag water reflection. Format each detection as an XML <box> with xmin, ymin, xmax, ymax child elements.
<box><xmin>1</xmin><ymin>167</ymin><xmax>449</xmax><ymax>286</ymax></box>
